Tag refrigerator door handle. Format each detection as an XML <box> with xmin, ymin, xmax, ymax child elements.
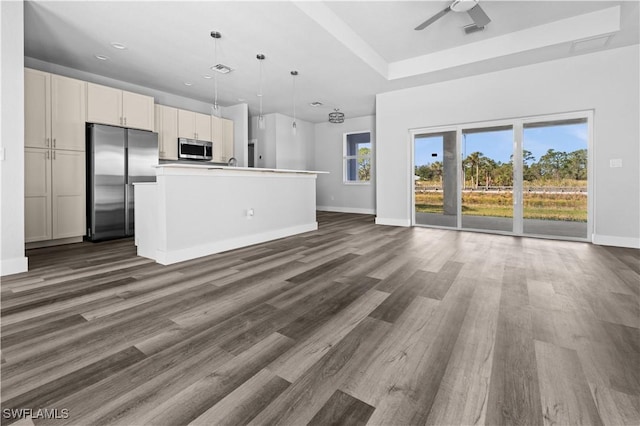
<box><xmin>124</xmin><ymin>183</ymin><xmax>129</xmax><ymax>233</ymax></box>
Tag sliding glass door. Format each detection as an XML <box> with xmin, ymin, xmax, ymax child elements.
<box><xmin>414</xmin><ymin>131</ymin><xmax>458</xmax><ymax>228</ymax></box>
<box><xmin>412</xmin><ymin>113</ymin><xmax>591</xmax><ymax>241</ymax></box>
<box><xmin>522</xmin><ymin>118</ymin><xmax>589</xmax><ymax>238</ymax></box>
<box><xmin>461</xmin><ymin>126</ymin><xmax>514</xmax><ymax>232</ymax></box>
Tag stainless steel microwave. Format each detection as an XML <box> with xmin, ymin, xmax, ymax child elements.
<box><xmin>178</xmin><ymin>138</ymin><xmax>212</xmax><ymax>160</ymax></box>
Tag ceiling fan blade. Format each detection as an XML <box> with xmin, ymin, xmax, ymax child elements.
<box><xmin>467</xmin><ymin>4</ymin><xmax>491</xmax><ymax>27</ymax></box>
<box><xmin>415</xmin><ymin>6</ymin><xmax>451</xmax><ymax>31</ymax></box>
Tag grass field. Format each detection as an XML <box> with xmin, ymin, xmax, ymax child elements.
<box><xmin>415</xmin><ymin>191</ymin><xmax>587</xmax><ymax>222</ymax></box>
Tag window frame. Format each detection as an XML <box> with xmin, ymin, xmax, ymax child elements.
<box><xmin>343</xmin><ymin>131</ymin><xmax>372</xmax><ymax>185</ymax></box>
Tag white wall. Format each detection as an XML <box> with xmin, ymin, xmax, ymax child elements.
<box><xmin>376</xmin><ymin>45</ymin><xmax>640</xmax><ymax>248</ymax></box>
<box><xmin>275</xmin><ymin>114</ymin><xmax>314</xmax><ymax>171</ymax></box>
<box><xmin>251</xmin><ymin>113</ymin><xmax>314</xmax><ymax>170</ymax></box>
<box><xmin>251</xmin><ymin>114</ymin><xmax>277</xmax><ymax>169</ymax></box>
<box><xmin>220</xmin><ymin>103</ymin><xmax>248</xmax><ymax>167</ymax></box>
<box><xmin>314</xmin><ymin>115</ymin><xmax>376</xmax><ymax>214</ymax></box>
<box><xmin>1</xmin><ymin>0</ymin><xmax>29</xmax><ymax>276</ymax></box>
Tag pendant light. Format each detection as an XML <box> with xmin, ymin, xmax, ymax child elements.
<box><xmin>291</xmin><ymin>70</ymin><xmax>298</xmax><ymax>136</ymax></box>
<box><xmin>210</xmin><ymin>31</ymin><xmax>221</xmax><ymax>116</ymax></box>
<box><xmin>329</xmin><ymin>108</ymin><xmax>345</xmax><ymax>124</ymax></box>
<box><xmin>257</xmin><ymin>54</ymin><xmax>266</xmax><ymax>129</ymax></box>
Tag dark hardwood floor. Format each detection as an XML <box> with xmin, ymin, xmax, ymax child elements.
<box><xmin>1</xmin><ymin>212</ymin><xmax>638</xmax><ymax>425</ymax></box>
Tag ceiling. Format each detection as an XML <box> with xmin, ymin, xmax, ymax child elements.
<box><xmin>24</xmin><ymin>1</ymin><xmax>639</xmax><ymax>123</ymax></box>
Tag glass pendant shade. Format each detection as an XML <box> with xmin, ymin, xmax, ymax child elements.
<box><xmin>257</xmin><ymin>54</ymin><xmax>266</xmax><ymax>130</ymax></box>
<box><xmin>291</xmin><ymin>70</ymin><xmax>298</xmax><ymax>136</ymax></box>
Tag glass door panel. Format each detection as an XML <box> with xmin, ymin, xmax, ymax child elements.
<box><xmin>414</xmin><ymin>131</ymin><xmax>458</xmax><ymax>228</ymax></box>
<box><xmin>461</xmin><ymin>126</ymin><xmax>514</xmax><ymax>232</ymax></box>
<box><xmin>522</xmin><ymin>119</ymin><xmax>588</xmax><ymax>238</ymax></box>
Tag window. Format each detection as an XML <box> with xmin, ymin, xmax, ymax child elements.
<box><xmin>344</xmin><ymin>132</ymin><xmax>371</xmax><ymax>183</ymax></box>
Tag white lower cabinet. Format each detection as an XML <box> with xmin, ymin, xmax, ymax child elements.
<box><xmin>25</xmin><ymin>148</ymin><xmax>52</xmax><ymax>242</ymax></box>
<box><xmin>25</xmin><ymin>148</ymin><xmax>86</xmax><ymax>243</ymax></box>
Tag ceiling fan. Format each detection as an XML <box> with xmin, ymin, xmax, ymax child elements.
<box><xmin>415</xmin><ymin>0</ymin><xmax>491</xmax><ymax>34</ymax></box>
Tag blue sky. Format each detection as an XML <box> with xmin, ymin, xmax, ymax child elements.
<box><xmin>415</xmin><ymin>123</ymin><xmax>588</xmax><ymax>166</ymax></box>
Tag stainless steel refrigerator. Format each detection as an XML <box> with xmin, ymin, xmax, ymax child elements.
<box><xmin>86</xmin><ymin>124</ymin><xmax>158</xmax><ymax>241</ymax></box>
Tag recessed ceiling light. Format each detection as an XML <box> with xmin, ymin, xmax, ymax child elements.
<box><xmin>310</xmin><ymin>102</ymin><xmax>323</xmax><ymax>107</ymax></box>
<box><xmin>184</xmin><ymin>82</ymin><xmax>193</xmax><ymax>86</ymax></box>
<box><xmin>94</xmin><ymin>54</ymin><xmax>109</xmax><ymax>61</ymax></box>
<box><xmin>110</xmin><ymin>42</ymin><xmax>127</xmax><ymax>50</ymax></box>
<box><xmin>203</xmin><ymin>75</ymin><xmax>212</xmax><ymax>79</ymax></box>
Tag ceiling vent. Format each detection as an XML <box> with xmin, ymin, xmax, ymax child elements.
<box><xmin>210</xmin><ymin>64</ymin><xmax>233</xmax><ymax>74</ymax></box>
<box><xmin>571</xmin><ymin>34</ymin><xmax>612</xmax><ymax>53</ymax></box>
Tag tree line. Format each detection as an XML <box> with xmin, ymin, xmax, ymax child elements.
<box><xmin>415</xmin><ymin>148</ymin><xmax>587</xmax><ymax>188</ymax></box>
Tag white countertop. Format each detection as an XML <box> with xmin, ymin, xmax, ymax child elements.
<box><xmin>155</xmin><ymin>163</ymin><xmax>328</xmax><ymax>175</ymax></box>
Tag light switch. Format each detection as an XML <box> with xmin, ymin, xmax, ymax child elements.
<box><xmin>609</xmin><ymin>159</ymin><xmax>622</xmax><ymax>168</ymax></box>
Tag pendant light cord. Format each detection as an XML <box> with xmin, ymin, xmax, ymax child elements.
<box><xmin>211</xmin><ymin>31</ymin><xmax>222</xmax><ymax>116</ymax></box>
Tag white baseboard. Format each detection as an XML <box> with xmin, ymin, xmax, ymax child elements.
<box><xmin>593</xmin><ymin>234</ymin><xmax>640</xmax><ymax>249</ymax></box>
<box><xmin>155</xmin><ymin>222</ymin><xmax>318</xmax><ymax>265</ymax></box>
<box><xmin>317</xmin><ymin>206</ymin><xmax>375</xmax><ymax>215</ymax></box>
<box><xmin>1</xmin><ymin>256</ymin><xmax>29</xmax><ymax>277</ymax></box>
<box><xmin>375</xmin><ymin>217</ymin><xmax>411</xmax><ymax>227</ymax></box>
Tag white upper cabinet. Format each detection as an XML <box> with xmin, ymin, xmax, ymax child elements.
<box><xmin>210</xmin><ymin>116</ymin><xmax>234</xmax><ymax>163</ymax></box>
<box><xmin>122</xmin><ymin>91</ymin><xmax>154</xmax><ymax>131</ymax></box>
<box><xmin>25</xmin><ymin>69</ymin><xmax>86</xmax><ymax>151</ymax></box>
<box><xmin>177</xmin><ymin>109</ymin><xmax>195</xmax><ymax>139</ymax></box>
<box><xmin>195</xmin><ymin>113</ymin><xmax>212</xmax><ymax>142</ymax></box>
<box><xmin>87</xmin><ymin>83</ymin><xmax>121</xmax><ymax>127</ymax></box>
<box><xmin>87</xmin><ymin>82</ymin><xmax>154</xmax><ymax>131</ymax></box>
<box><xmin>25</xmin><ymin>69</ymin><xmax>51</xmax><ymax>149</ymax></box>
<box><xmin>156</xmin><ymin>105</ymin><xmax>178</xmax><ymax>160</ymax></box>
<box><xmin>51</xmin><ymin>74</ymin><xmax>86</xmax><ymax>151</ymax></box>
<box><xmin>178</xmin><ymin>109</ymin><xmax>212</xmax><ymax>142</ymax></box>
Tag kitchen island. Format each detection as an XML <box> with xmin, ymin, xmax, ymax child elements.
<box><xmin>134</xmin><ymin>164</ymin><xmax>326</xmax><ymax>265</ymax></box>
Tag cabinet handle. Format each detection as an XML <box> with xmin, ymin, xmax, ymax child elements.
<box><xmin>124</xmin><ymin>117</ymin><xmax>127</xmax><ymax>126</ymax></box>
<box><xmin>46</xmin><ymin>138</ymin><xmax>50</xmax><ymax>147</ymax></box>
<box><xmin>52</xmin><ymin>150</ymin><xmax>56</xmax><ymax>160</ymax></box>
<box><xmin>53</xmin><ymin>138</ymin><xmax>56</xmax><ymax>148</ymax></box>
